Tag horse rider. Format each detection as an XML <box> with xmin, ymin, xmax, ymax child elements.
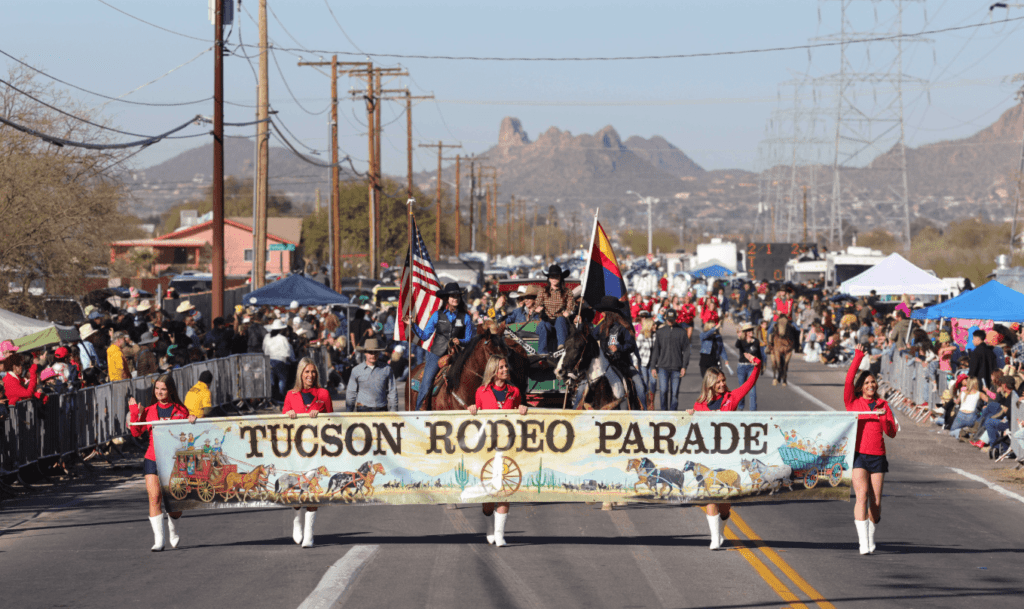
<box><xmin>594</xmin><ymin>296</ymin><xmax>645</xmax><ymax>410</ymax></box>
<box><xmin>535</xmin><ymin>264</ymin><xmax>573</xmax><ymax>354</ymax></box>
<box><xmin>767</xmin><ymin>314</ymin><xmax>800</xmax><ymax>386</ymax></box>
<box><xmin>345</xmin><ymin>338</ymin><xmax>399</xmax><ymax>413</ymax></box>
<box><xmin>409</xmin><ymin>282</ymin><xmax>475</xmax><ymax>411</ymax></box>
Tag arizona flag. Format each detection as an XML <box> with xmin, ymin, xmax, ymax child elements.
<box><xmin>581</xmin><ymin>218</ymin><xmax>628</xmax><ymax>308</ymax></box>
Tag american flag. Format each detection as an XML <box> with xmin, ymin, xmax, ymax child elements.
<box><xmin>395</xmin><ymin>217</ymin><xmax>442</xmax><ymax>350</ymax></box>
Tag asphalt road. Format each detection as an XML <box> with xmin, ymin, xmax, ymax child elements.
<box><xmin>3</xmin><ymin>335</ymin><xmax>1024</xmax><ymax>609</ymax></box>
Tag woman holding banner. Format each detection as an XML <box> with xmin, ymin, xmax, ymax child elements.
<box><xmin>686</xmin><ymin>352</ymin><xmax>761</xmax><ymax>550</ymax></box>
<box><xmin>470</xmin><ymin>355</ymin><xmax>528</xmax><ymax>548</ymax></box>
<box><xmin>129</xmin><ymin>374</ymin><xmax>194</xmax><ymax>551</ymax></box>
<box><xmin>283</xmin><ymin>357</ymin><xmax>333</xmax><ymax>548</ymax></box>
<box><xmin>846</xmin><ymin>345</ymin><xmax>898</xmax><ymax>555</ymax></box>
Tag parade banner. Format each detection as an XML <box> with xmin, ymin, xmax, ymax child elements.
<box><xmin>145</xmin><ymin>411</ymin><xmax>859</xmax><ymax>511</ymax></box>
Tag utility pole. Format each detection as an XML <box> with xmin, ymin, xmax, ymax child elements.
<box><xmin>211</xmin><ymin>0</ymin><xmax>228</xmax><ymax>318</ymax></box>
<box><xmin>627</xmin><ymin>191</ymin><xmax>659</xmax><ymax>256</ymax></box>
<box><xmin>485</xmin><ymin>185</ymin><xmax>493</xmax><ymax>258</ymax></box>
<box><xmin>378</xmin><ymin>89</ymin><xmax>433</xmax><ymax>198</ymax></box>
<box><xmin>252</xmin><ymin>0</ymin><xmax>269</xmax><ymax>289</ymax></box>
<box><xmin>465</xmin><ymin>155</ymin><xmax>488</xmax><ymax>252</ymax></box>
<box><xmin>802</xmin><ymin>185</ymin><xmax>809</xmax><ymax>242</ymax></box>
<box><xmin>299</xmin><ymin>59</ymin><xmax>374</xmax><ymax>286</ymax></box>
<box><xmin>506</xmin><ymin>197</ymin><xmax>513</xmax><ymax>255</ymax></box>
<box><xmin>531</xmin><ymin>203</ymin><xmax>537</xmax><ymax>257</ymax></box>
<box><xmin>418</xmin><ymin>140</ymin><xmax>461</xmax><ymax>256</ymax></box>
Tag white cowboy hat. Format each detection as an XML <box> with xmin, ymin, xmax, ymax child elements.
<box><xmin>79</xmin><ymin>324</ymin><xmax>98</xmax><ymax>340</ymax></box>
<box><xmin>136</xmin><ymin>300</ymin><xmax>152</xmax><ymax>312</ymax></box>
<box><xmin>176</xmin><ymin>301</ymin><xmax>195</xmax><ymax>313</ymax></box>
<box><xmin>270</xmin><ymin>319</ymin><xmax>288</xmax><ymax>331</ymax></box>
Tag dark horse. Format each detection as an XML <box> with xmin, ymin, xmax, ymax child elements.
<box><xmin>555</xmin><ymin>321</ymin><xmax>628</xmax><ymax>410</ymax></box>
<box><xmin>407</xmin><ymin>320</ymin><xmax>529</xmax><ymax>410</ymax></box>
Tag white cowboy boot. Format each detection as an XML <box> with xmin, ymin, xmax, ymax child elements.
<box><xmin>292</xmin><ymin>508</ymin><xmax>305</xmax><ymax>545</ymax></box>
<box><xmin>706</xmin><ymin>513</ymin><xmax>722</xmax><ymax>550</ymax></box>
<box><xmin>302</xmin><ymin>510</ymin><xmax>317</xmax><ymax>548</ymax></box>
<box><xmin>489</xmin><ymin>512</ymin><xmax>507</xmax><ymax>548</ymax></box>
<box><xmin>149</xmin><ymin>514</ymin><xmax>165</xmax><ymax>552</ymax></box>
<box><xmin>166</xmin><ymin>513</ymin><xmax>180</xmax><ymax>549</ymax></box>
<box><xmin>718</xmin><ymin>515</ymin><xmax>727</xmax><ymax>547</ymax></box>
<box><xmin>854</xmin><ymin>519</ymin><xmax>870</xmax><ymax>555</ymax></box>
<box><xmin>866</xmin><ymin>519</ymin><xmax>877</xmax><ymax>554</ymax></box>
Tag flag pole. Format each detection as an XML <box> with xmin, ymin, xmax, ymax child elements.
<box><xmin>563</xmin><ymin>210</ymin><xmax>600</xmax><ymax>410</ymax></box>
<box><xmin>406</xmin><ymin>197</ymin><xmax>415</xmax><ymax>410</ymax></box>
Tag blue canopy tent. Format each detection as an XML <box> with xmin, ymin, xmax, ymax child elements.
<box><xmin>689</xmin><ymin>264</ymin><xmax>734</xmax><ymax>279</ymax></box>
<box><xmin>244</xmin><ymin>274</ymin><xmax>350</xmax><ymax>307</ymax></box>
<box><xmin>911</xmin><ymin>280</ymin><xmax>1024</xmax><ymax>321</ymax></box>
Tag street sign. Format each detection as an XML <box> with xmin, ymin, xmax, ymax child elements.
<box><xmin>269</xmin><ymin>243</ymin><xmax>295</xmax><ymax>252</ymax></box>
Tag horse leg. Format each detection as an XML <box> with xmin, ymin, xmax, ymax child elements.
<box><xmin>780</xmin><ymin>352</ymin><xmax>792</xmax><ymax>385</ymax></box>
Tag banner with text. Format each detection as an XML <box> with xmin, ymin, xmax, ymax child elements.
<box><xmin>147</xmin><ymin>411</ymin><xmax>858</xmax><ymax>511</ymax></box>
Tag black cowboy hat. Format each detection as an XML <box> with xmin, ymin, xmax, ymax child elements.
<box><xmin>593</xmin><ymin>295</ymin><xmax>626</xmax><ymax>314</ymax></box>
<box><xmin>543</xmin><ymin>264</ymin><xmax>571</xmax><ymax>279</ymax></box>
<box><xmin>435</xmin><ymin>282</ymin><xmax>464</xmax><ymax>298</ymax></box>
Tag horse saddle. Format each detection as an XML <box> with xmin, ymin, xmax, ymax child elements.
<box><xmin>410</xmin><ymin>354</ymin><xmax>454</xmax><ymax>396</ymax></box>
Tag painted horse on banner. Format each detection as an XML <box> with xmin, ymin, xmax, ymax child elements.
<box><xmin>626</xmin><ymin>457</ymin><xmax>686</xmax><ymax>497</ymax></box>
<box><xmin>683</xmin><ymin>461</ymin><xmax>742</xmax><ymax>497</ymax></box>
<box><xmin>407</xmin><ymin>320</ymin><xmax>529</xmax><ymax>411</ymax></box>
<box><xmin>740</xmin><ymin>458</ymin><xmax>793</xmax><ymax>495</ymax></box>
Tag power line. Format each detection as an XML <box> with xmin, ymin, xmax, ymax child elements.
<box><xmin>322</xmin><ymin>0</ymin><xmax>368</xmax><ymax>56</ymax></box>
<box><xmin>0</xmin><ymin>46</ymin><xmax>213</xmax><ymax>107</ymax></box>
<box><xmin>94</xmin><ymin>0</ymin><xmax>212</xmax><ymax>43</ymax></box>
<box><xmin>269</xmin><ymin>120</ymin><xmax>363</xmax><ymax>175</ymax></box>
<box><xmin>0</xmin><ymin>113</ymin><xmax>204</xmax><ymax>149</ymax></box>
<box><xmin>269</xmin><ymin>48</ymin><xmax>329</xmax><ymax>116</ymax></box>
<box><xmin>234</xmin><ymin>14</ymin><xmax>1024</xmax><ymax>61</ymax></box>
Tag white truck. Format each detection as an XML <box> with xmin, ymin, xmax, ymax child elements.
<box><xmin>695</xmin><ymin>239</ymin><xmax>743</xmax><ymax>273</ymax></box>
<box><xmin>825</xmin><ymin>246</ymin><xmax>886</xmax><ymax>288</ymax></box>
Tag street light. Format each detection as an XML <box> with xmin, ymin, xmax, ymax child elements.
<box><xmin>626</xmin><ymin>190</ymin><xmax>660</xmax><ymax>256</ymax></box>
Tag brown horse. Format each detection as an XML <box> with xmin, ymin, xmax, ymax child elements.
<box><xmin>223</xmin><ymin>464</ymin><xmax>275</xmax><ymax>502</ymax></box>
<box><xmin>407</xmin><ymin>321</ymin><xmax>528</xmax><ymax>410</ymax></box>
<box><xmin>768</xmin><ymin>315</ymin><xmax>799</xmax><ymax>386</ymax></box>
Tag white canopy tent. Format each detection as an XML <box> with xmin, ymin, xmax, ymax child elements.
<box><xmin>839</xmin><ymin>253</ymin><xmax>951</xmax><ymax>297</ymax></box>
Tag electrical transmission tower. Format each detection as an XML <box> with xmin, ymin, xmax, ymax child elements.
<box><xmin>813</xmin><ymin>0</ymin><xmax>930</xmax><ymax>249</ymax></box>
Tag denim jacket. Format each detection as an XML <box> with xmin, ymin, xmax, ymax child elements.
<box><xmin>700</xmin><ymin>328</ymin><xmax>727</xmax><ymax>364</ymax></box>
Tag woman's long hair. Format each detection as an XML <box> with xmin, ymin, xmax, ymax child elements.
<box><xmin>697</xmin><ymin>366</ymin><xmax>725</xmax><ymax>404</ymax></box>
<box><xmin>852</xmin><ymin>370</ymin><xmax>875</xmax><ymax>397</ymax></box>
<box><xmin>291</xmin><ymin>357</ymin><xmax>321</xmax><ymax>393</ymax></box>
<box><xmin>480</xmin><ymin>354</ymin><xmax>507</xmax><ymax>388</ymax></box>
<box><xmin>153</xmin><ymin>373</ymin><xmax>183</xmax><ymax>405</ymax></box>
<box><xmin>640</xmin><ymin>317</ymin><xmax>656</xmax><ymax>339</ymax></box>
<box><xmin>599</xmin><ymin>311</ymin><xmax>632</xmax><ymax>339</ymax></box>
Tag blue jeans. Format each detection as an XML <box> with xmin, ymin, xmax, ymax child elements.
<box><xmin>415</xmin><ymin>351</ymin><xmax>441</xmax><ymax>411</ymax></box>
<box><xmin>949</xmin><ymin>411</ymin><xmax>979</xmax><ymax>437</ymax></box>
<box><xmin>736</xmin><ymin>364</ymin><xmax>758</xmax><ymax>411</ymax></box>
<box><xmin>982</xmin><ymin>418</ymin><xmax>1009</xmax><ymax>446</ymax></box>
<box><xmin>270</xmin><ymin>359</ymin><xmax>289</xmax><ymax>401</ymax></box>
<box><xmin>638</xmin><ymin>365</ymin><xmax>652</xmax><ymax>395</ymax></box>
<box><xmin>537</xmin><ymin>316</ymin><xmax>569</xmax><ymax>354</ymax></box>
<box><xmin>656</xmin><ymin>368</ymin><xmax>681</xmax><ymax>411</ymax></box>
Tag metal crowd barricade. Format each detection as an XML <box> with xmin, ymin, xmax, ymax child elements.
<box><xmin>878</xmin><ymin>352</ymin><xmax>942</xmax><ymax>423</ymax></box>
<box><xmin>0</xmin><ymin>352</ymin><xmax>273</xmax><ymax>487</ymax></box>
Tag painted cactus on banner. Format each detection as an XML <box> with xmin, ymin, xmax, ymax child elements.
<box><xmin>147</xmin><ymin>411</ymin><xmax>859</xmax><ymax>511</ymax></box>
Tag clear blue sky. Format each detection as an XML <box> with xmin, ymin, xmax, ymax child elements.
<box><xmin>2</xmin><ymin>0</ymin><xmax>1022</xmax><ymax>176</ymax></box>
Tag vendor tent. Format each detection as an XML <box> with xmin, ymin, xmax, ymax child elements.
<box><xmin>839</xmin><ymin>253</ymin><xmax>950</xmax><ymax>296</ymax></box>
<box><xmin>911</xmin><ymin>280</ymin><xmax>1024</xmax><ymax>321</ymax></box>
<box><xmin>689</xmin><ymin>262</ymin><xmax>734</xmax><ymax>278</ymax></box>
<box><xmin>244</xmin><ymin>273</ymin><xmax>350</xmax><ymax>307</ymax></box>
<box><xmin>0</xmin><ymin>307</ymin><xmax>79</xmax><ymax>351</ymax></box>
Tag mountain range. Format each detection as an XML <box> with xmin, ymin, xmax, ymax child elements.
<box><xmin>126</xmin><ymin>105</ymin><xmax>1024</xmax><ymax>234</ymax></box>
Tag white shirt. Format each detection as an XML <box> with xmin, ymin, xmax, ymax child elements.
<box><xmin>263</xmin><ymin>334</ymin><xmax>293</xmax><ymax>362</ymax></box>
<box><xmin>960</xmin><ymin>391</ymin><xmax>981</xmax><ymax>414</ymax></box>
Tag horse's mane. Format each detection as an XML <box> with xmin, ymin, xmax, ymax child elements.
<box><xmin>445</xmin><ymin>333</ymin><xmax>489</xmax><ymax>385</ymax></box>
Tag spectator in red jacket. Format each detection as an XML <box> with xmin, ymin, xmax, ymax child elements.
<box><xmin>283</xmin><ymin>357</ymin><xmax>333</xmax><ymax>548</ymax></box>
<box><xmin>686</xmin><ymin>353</ymin><xmax>761</xmax><ymax>550</ymax></box>
<box><xmin>129</xmin><ymin>374</ymin><xmax>193</xmax><ymax>551</ymax></box>
<box><xmin>469</xmin><ymin>355</ymin><xmax>528</xmax><ymax>548</ymax></box>
<box><xmin>2</xmin><ymin>352</ymin><xmax>40</xmax><ymax>404</ymax></box>
<box><xmin>845</xmin><ymin>345</ymin><xmax>898</xmax><ymax>555</ymax></box>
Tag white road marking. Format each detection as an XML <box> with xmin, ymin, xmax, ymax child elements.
<box><xmin>297</xmin><ymin>544</ymin><xmax>379</xmax><ymax>609</ymax></box>
<box><xmin>948</xmin><ymin>468</ymin><xmax>1024</xmax><ymax>506</ymax></box>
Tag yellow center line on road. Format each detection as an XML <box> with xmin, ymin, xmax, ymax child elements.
<box><xmin>720</xmin><ymin>524</ymin><xmax>809</xmax><ymax>609</ymax></box>
<box><xmin>729</xmin><ymin>510</ymin><xmax>837</xmax><ymax>609</ymax></box>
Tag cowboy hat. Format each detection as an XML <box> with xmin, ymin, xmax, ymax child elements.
<box><xmin>176</xmin><ymin>301</ymin><xmax>195</xmax><ymax>313</ymax></box>
<box><xmin>269</xmin><ymin>319</ymin><xmax>288</xmax><ymax>331</ymax></box>
<box><xmin>739</xmin><ymin>322</ymin><xmax>756</xmax><ymax>333</ymax></box>
<box><xmin>593</xmin><ymin>295</ymin><xmax>626</xmax><ymax>314</ymax></box>
<box><xmin>39</xmin><ymin>367</ymin><xmax>58</xmax><ymax>382</ymax></box>
<box><xmin>436</xmin><ymin>282</ymin><xmax>465</xmax><ymax>298</ymax></box>
<box><xmin>358</xmin><ymin>338</ymin><xmax>387</xmax><ymax>352</ymax></box>
<box><xmin>510</xmin><ymin>285</ymin><xmax>541</xmax><ymax>300</ymax></box>
<box><xmin>543</xmin><ymin>264</ymin><xmax>571</xmax><ymax>279</ymax></box>
<box><xmin>138</xmin><ymin>332</ymin><xmax>159</xmax><ymax>346</ymax></box>
<box><xmin>79</xmin><ymin>324</ymin><xmax>98</xmax><ymax>340</ymax></box>
<box><xmin>136</xmin><ymin>300</ymin><xmax>152</xmax><ymax>312</ymax></box>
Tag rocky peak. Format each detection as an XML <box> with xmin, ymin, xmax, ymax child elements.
<box><xmin>498</xmin><ymin>117</ymin><xmax>530</xmax><ymax>147</ymax></box>
<box><xmin>595</xmin><ymin>125</ymin><xmax>623</xmax><ymax>149</ymax></box>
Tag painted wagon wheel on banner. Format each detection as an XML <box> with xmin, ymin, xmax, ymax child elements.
<box><xmin>169</xmin><ymin>478</ymin><xmax>188</xmax><ymax>500</ymax></box>
<box><xmin>803</xmin><ymin>469</ymin><xmax>819</xmax><ymax>490</ymax></box>
<box><xmin>196</xmin><ymin>480</ymin><xmax>216</xmax><ymax>503</ymax></box>
<box><xmin>828</xmin><ymin>463</ymin><xmax>843</xmax><ymax>487</ymax></box>
<box><xmin>480</xmin><ymin>456</ymin><xmax>522</xmax><ymax>497</ymax></box>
